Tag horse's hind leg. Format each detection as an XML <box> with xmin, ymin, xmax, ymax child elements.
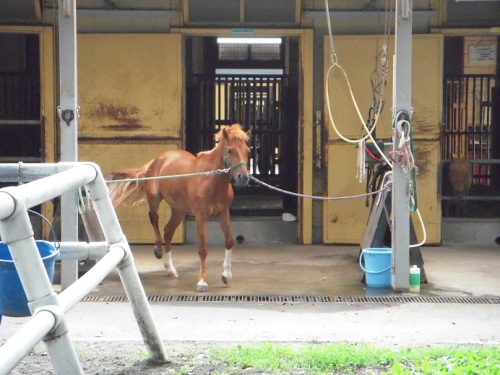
<box><xmin>147</xmin><ymin>195</ymin><xmax>165</xmax><ymax>260</ymax></box>
<box><xmin>161</xmin><ymin>209</ymin><xmax>183</xmax><ymax>277</ymax></box>
<box><xmin>219</xmin><ymin>208</ymin><xmax>234</xmax><ymax>285</ymax></box>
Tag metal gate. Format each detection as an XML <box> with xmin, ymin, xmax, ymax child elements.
<box><xmin>442</xmin><ymin>74</ymin><xmax>500</xmax><ymax>217</ymax></box>
<box><xmin>442</xmin><ymin>74</ymin><xmax>495</xmax><ymax>185</ymax></box>
<box><xmin>186</xmin><ymin>74</ymin><xmax>284</xmax><ymax>187</ymax></box>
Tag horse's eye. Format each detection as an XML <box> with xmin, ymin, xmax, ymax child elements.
<box><xmin>227</xmin><ymin>148</ymin><xmax>232</xmax><ymax>154</ymax></box>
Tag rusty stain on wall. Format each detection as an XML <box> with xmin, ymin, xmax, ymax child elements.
<box><xmin>413</xmin><ymin>120</ymin><xmax>437</xmax><ymax>135</ymax></box>
<box><xmin>414</xmin><ymin>143</ymin><xmax>439</xmax><ymax>177</ymax></box>
<box><xmin>85</xmin><ymin>97</ymin><xmax>148</xmax><ymax>130</ymax></box>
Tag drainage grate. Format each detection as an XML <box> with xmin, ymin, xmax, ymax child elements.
<box><xmin>82</xmin><ymin>294</ymin><xmax>500</xmax><ymax>304</ymax></box>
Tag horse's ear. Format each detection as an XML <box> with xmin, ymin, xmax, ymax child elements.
<box><xmin>222</xmin><ymin>127</ymin><xmax>229</xmax><ymax>140</ymax></box>
<box><xmin>246</xmin><ymin>129</ymin><xmax>252</xmax><ymax>137</ymax></box>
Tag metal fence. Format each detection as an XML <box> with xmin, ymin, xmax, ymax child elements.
<box><xmin>187</xmin><ymin>74</ymin><xmax>285</xmax><ymax>188</ymax></box>
<box><xmin>442</xmin><ymin>74</ymin><xmax>495</xmax><ymax>185</ymax></box>
<box><xmin>442</xmin><ymin>74</ymin><xmax>500</xmax><ymax>217</ymax></box>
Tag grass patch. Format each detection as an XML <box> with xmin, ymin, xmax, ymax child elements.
<box><xmin>210</xmin><ymin>342</ymin><xmax>500</xmax><ymax>374</ymax></box>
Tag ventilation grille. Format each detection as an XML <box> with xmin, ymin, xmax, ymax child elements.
<box><xmin>82</xmin><ymin>294</ymin><xmax>500</xmax><ymax>304</ymax></box>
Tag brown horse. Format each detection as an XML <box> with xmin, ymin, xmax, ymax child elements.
<box><xmin>106</xmin><ymin>124</ymin><xmax>251</xmax><ymax>292</ymax></box>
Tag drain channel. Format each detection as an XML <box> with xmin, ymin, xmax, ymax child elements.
<box><xmin>82</xmin><ymin>294</ymin><xmax>500</xmax><ymax>304</ymax></box>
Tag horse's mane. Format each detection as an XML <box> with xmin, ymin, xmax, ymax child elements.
<box><xmin>197</xmin><ymin>124</ymin><xmax>249</xmax><ymax>157</ymax></box>
<box><xmin>216</xmin><ymin>123</ymin><xmax>249</xmax><ymax>142</ymax></box>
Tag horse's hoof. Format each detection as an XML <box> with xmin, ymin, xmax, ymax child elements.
<box><xmin>153</xmin><ymin>249</ymin><xmax>162</xmax><ymax>259</ymax></box>
<box><xmin>221</xmin><ymin>275</ymin><xmax>232</xmax><ymax>285</ymax></box>
<box><xmin>196</xmin><ymin>283</ymin><xmax>208</xmax><ymax>292</ymax></box>
<box><xmin>166</xmin><ymin>268</ymin><xmax>178</xmax><ymax>278</ymax></box>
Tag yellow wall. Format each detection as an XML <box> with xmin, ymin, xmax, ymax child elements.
<box><xmin>77</xmin><ymin>34</ymin><xmax>183</xmax><ymax>243</ymax></box>
<box><xmin>77</xmin><ymin>34</ymin><xmax>182</xmax><ymax>139</ymax></box>
<box><xmin>324</xmin><ymin>34</ymin><xmax>443</xmax><ymax>245</ymax></box>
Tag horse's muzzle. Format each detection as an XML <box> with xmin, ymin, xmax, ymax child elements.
<box><xmin>232</xmin><ymin>171</ymin><xmax>250</xmax><ymax>187</ymax></box>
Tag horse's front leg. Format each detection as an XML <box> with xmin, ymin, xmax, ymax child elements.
<box><xmin>195</xmin><ymin>215</ymin><xmax>209</xmax><ymax>292</ymax></box>
<box><xmin>219</xmin><ymin>208</ymin><xmax>234</xmax><ymax>285</ymax></box>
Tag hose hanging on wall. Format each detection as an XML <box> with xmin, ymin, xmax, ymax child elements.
<box><xmin>324</xmin><ymin>0</ymin><xmax>427</xmax><ymax>248</ymax></box>
<box><xmin>324</xmin><ymin>0</ymin><xmax>391</xmax><ymax>168</ymax></box>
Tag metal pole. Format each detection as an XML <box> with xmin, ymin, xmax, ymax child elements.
<box><xmin>86</xmin><ymin>174</ymin><xmax>169</xmax><ymax>362</ymax></box>
<box><xmin>118</xmin><ymin>255</ymin><xmax>169</xmax><ymax>362</ymax></box>
<box><xmin>391</xmin><ymin>0</ymin><xmax>412</xmax><ymax>291</ymax></box>
<box><xmin>0</xmin><ymin>310</ymin><xmax>56</xmax><ymax>374</ymax></box>
<box><xmin>58</xmin><ymin>0</ymin><xmax>79</xmax><ymax>289</ymax></box>
<box><xmin>57</xmin><ymin>241</ymin><xmax>109</xmax><ymax>261</ymax></box>
<box><xmin>58</xmin><ymin>245</ymin><xmax>126</xmax><ymax>311</ymax></box>
<box><xmin>0</xmin><ymin>164</ymin><xmax>98</xmax><ymax>220</ymax></box>
<box><xmin>0</xmin><ymin>164</ymin><xmax>167</xmax><ymax>371</ymax></box>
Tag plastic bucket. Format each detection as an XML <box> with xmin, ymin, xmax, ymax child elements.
<box><xmin>0</xmin><ymin>241</ymin><xmax>59</xmax><ymax>317</ymax></box>
<box><xmin>359</xmin><ymin>247</ymin><xmax>392</xmax><ymax>288</ymax></box>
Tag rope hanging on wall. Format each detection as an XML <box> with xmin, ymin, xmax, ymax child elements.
<box><xmin>324</xmin><ymin>0</ymin><xmax>391</xmax><ymax>169</ymax></box>
<box><xmin>323</xmin><ymin>0</ymin><xmax>427</xmax><ymax>248</ymax></box>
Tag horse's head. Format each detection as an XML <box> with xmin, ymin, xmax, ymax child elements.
<box><xmin>219</xmin><ymin>124</ymin><xmax>251</xmax><ymax>187</ymax></box>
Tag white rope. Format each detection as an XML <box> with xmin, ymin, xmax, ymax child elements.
<box><xmin>106</xmin><ymin>168</ymin><xmax>231</xmax><ymax>184</ymax></box>
<box><xmin>323</xmin><ymin>1</ymin><xmax>427</xmax><ymax>248</ymax></box>
<box><xmin>323</xmin><ymin>2</ymin><xmax>392</xmax><ymax>167</ymax></box>
<box><xmin>106</xmin><ymin>169</ymin><xmax>391</xmax><ymax>201</ymax></box>
<box><xmin>410</xmin><ymin>196</ymin><xmax>427</xmax><ymax>248</ymax></box>
<box><xmin>250</xmin><ymin>175</ymin><xmax>389</xmax><ymax>201</ymax></box>
<box><xmin>105</xmin><ymin>168</ymin><xmax>427</xmax><ymax>246</ymax></box>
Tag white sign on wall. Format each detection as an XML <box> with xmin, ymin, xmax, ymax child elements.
<box><xmin>469</xmin><ymin>44</ymin><xmax>497</xmax><ymax>66</ymax></box>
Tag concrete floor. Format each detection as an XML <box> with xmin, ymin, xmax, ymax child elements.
<box><xmin>86</xmin><ymin>243</ymin><xmax>500</xmax><ymax>298</ymax></box>
<box><xmin>2</xmin><ymin>243</ymin><xmax>500</xmax><ymax>351</ymax></box>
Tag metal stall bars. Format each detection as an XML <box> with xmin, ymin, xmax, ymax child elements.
<box><xmin>0</xmin><ymin>162</ymin><xmax>167</xmax><ymax>374</ymax></box>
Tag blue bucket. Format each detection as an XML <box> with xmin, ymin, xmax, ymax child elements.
<box><xmin>0</xmin><ymin>241</ymin><xmax>59</xmax><ymax>317</ymax></box>
<box><xmin>360</xmin><ymin>247</ymin><xmax>392</xmax><ymax>288</ymax></box>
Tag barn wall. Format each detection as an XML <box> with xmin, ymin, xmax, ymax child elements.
<box><xmin>77</xmin><ymin>34</ymin><xmax>182</xmax><ymax>139</ymax></box>
<box><xmin>77</xmin><ymin>34</ymin><xmax>183</xmax><ymax>244</ymax></box>
<box><xmin>323</xmin><ymin>34</ymin><xmax>443</xmax><ymax>244</ymax></box>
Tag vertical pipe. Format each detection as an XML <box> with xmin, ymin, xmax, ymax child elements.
<box><xmin>391</xmin><ymin>0</ymin><xmax>412</xmax><ymax>291</ymax></box>
<box><xmin>486</xmin><ymin>76</ymin><xmax>491</xmax><ymax>161</ymax></box>
<box><xmin>59</xmin><ymin>0</ymin><xmax>79</xmax><ymax>290</ymax></box>
<box><xmin>44</xmin><ymin>323</ymin><xmax>84</xmax><ymax>375</ymax></box>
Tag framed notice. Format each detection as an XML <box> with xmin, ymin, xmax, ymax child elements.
<box><xmin>469</xmin><ymin>44</ymin><xmax>496</xmax><ymax>66</ymax></box>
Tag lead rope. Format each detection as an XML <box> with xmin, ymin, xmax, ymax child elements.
<box><xmin>250</xmin><ymin>175</ymin><xmax>390</xmax><ymax>201</ymax></box>
<box><xmin>106</xmin><ymin>168</ymin><xmax>233</xmax><ymax>184</ymax></box>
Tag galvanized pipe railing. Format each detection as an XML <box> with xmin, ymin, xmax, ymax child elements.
<box><xmin>0</xmin><ymin>162</ymin><xmax>168</xmax><ymax>374</ymax></box>
<box><xmin>0</xmin><ymin>310</ymin><xmax>57</xmax><ymax>372</ymax></box>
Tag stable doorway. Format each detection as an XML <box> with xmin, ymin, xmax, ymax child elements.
<box><xmin>185</xmin><ymin>36</ymin><xmax>299</xmax><ymax>219</ymax></box>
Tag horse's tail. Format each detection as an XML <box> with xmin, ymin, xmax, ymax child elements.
<box><xmin>105</xmin><ymin>160</ymin><xmax>154</xmax><ymax>207</ymax></box>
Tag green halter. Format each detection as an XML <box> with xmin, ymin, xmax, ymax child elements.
<box><xmin>223</xmin><ymin>143</ymin><xmax>247</xmax><ymax>170</ymax></box>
